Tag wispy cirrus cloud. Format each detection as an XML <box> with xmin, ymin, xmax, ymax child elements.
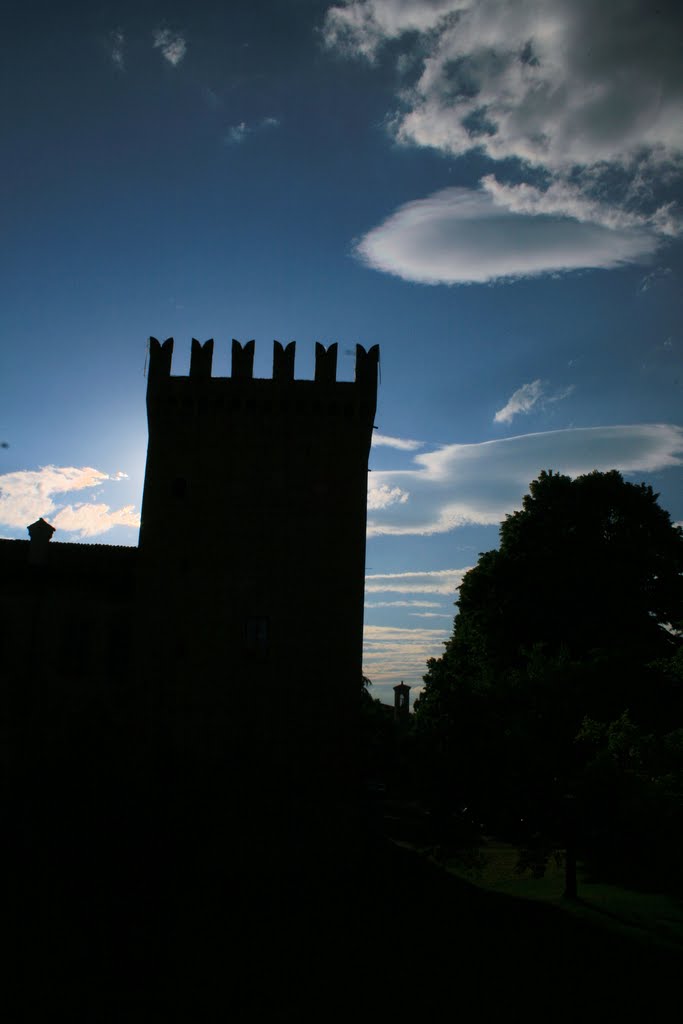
<box><xmin>367</xmin><ymin>423</ymin><xmax>683</xmax><ymax>536</ymax></box>
<box><xmin>110</xmin><ymin>28</ymin><xmax>125</xmax><ymax>69</ymax></box>
<box><xmin>638</xmin><ymin>266</ymin><xmax>673</xmax><ymax>294</ymax></box>
<box><xmin>226</xmin><ymin>122</ymin><xmax>249</xmax><ymax>144</ymax></box>
<box><xmin>326</xmin><ymin>1</ymin><xmax>683</xmax><ymax>285</ymax></box>
<box><xmin>364</xmin><ymin>599</ymin><xmax>443</xmax><ymax>608</ymax></box>
<box><xmin>365</xmin><ymin>568</ymin><xmax>471</xmax><ymax>595</ymax></box>
<box><xmin>372</xmin><ymin>433</ymin><xmax>424</xmax><ymax>450</ymax></box>
<box><xmin>225</xmin><ymin>116</ymin><xmax>280</xmax><ymax>145</ymax></box>
<box><xmin>410</xmin><ymin>612</ymin><xmax>452</xmax><ymax>618</ymax></box>
<box><xmin>494</xmin><ymin>380</ymin><xmax>545</xmax><ymax>424</ymax></box>
<box><xmin>153</xmin><ymin>27</ymin><xmax>187</xmax><ymax>66</ymax></box>
<box><xmin>363</xmin><ymin>623</ymin><xmax>449</xmax><ymax>692</ymax></box>
<box><xmin>363</xmin><ymin>573</ymin><xmax>466</xmax><ymax>691</ymax></box>
<box><xmin>494</xmin><ymin>379</ymin><xmax>574</xmax><ymax>425</ymax></box>
<box><xmin>0</xmin><ymin>466</ymin><xmax>139</xmax><ymax>539</ymax></box>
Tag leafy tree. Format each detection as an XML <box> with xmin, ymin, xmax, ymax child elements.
<box><xmin>415</xmin><ymin>470</ymin><xmax>683</xmax><ymax>892</ymax></box>
<box><xmin>456</xmin><ymin>470</ymin><xmax>682</xmax><ymax>683</ymax></box>
<box><xmin>360</xmin><ymin>675</ymin><xmax>394</xmax><ymax>784</ymax></box>
<box><xmin>576</xmin><ymin>711</ymin><xmax>683</xmax><ymax>891</ymax></box>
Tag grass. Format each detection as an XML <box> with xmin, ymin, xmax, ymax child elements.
<box><xmin>436</xmin><ymin>838</ymin><xmax>683</xmax><ymax>951</ymax></box>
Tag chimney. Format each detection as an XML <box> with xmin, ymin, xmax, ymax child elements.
<box><xmin>27</xmin><ymin>518</ymin><xmax>56</xmax><ymax>565</ymax></box>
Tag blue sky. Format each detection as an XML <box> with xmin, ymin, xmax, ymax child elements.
<box><xmin>2</xmin><ymin>1</ymin><xmax>682</xmax><ymax>700</ymax></box>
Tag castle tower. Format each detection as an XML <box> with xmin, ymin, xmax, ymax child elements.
<box><xmin>138</xmin><ymin>337</ymin><xmax>379</xmax><ymax>795</ymax></box>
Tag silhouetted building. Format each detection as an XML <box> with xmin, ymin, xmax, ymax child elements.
<box><xmin>1</xmin><ymin>338</ymin><xmax>379</xmax><ymax>804</ymax></box>
<box><xmin>393</xmin><ymin>681</ymin><xmax>411</xmax><ymax>724</ymax></box>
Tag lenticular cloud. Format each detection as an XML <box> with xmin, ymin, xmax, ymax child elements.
<box><xmin>357</xmin><ymin>187</ymin><xmax>662</xmax><ymax>285</ymax></box>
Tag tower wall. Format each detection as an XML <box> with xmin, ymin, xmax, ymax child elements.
<box><xmin>138</xmin><ymin>338</ymin><xmax>379</xmax><ymax>789</ymax></box>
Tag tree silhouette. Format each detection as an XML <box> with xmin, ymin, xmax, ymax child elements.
<box><xmin>415</xmin><ymin>470</ymin><xmax>683</xmax><ymax>893</ymax></box>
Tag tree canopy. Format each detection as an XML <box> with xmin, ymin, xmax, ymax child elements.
<box><xmin>467</xmin><ymin>469</ymin><xmax>680</xmax><ymax>658</ymax></box>
<box><xmin>414</xmin><ymin>470</ymin><xmax>683</xmax><ymax>888</ymax></box>
<box><xmin>427</xmin><ymin>470</ymin><xmax>683</xmax><ymax>723</ymax></box>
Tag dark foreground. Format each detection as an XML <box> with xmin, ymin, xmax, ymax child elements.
<box><xmin>10</xmin><ymin>781</ymin><xmax>682</xmax><ymax>1020</ymax></box>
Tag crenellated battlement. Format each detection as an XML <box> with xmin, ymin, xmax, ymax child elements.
<box><xmin>140</xmin><ymin>335</ymin><xmax>379</xmax><ymax>557</ymax></box>
<box><xmin>147</xmin><ymin>337</ymin><xmax>379</xmax><ymax>392</ymax></box>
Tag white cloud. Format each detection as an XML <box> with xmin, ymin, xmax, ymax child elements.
<box><xmin>363</xmin><ymin>623</ymin><xmax>449</xmax><ymax>690</ymax></box>
<box><xmin>494</xmin><ymin>379</ymin><xmax>574</xmax><ymax>424</ymax></box>
<box><xmin>356</xmin><ymin>187</ymin><xmax>665</xmax><ymax>285</ymax></box>
<box><xmin>0</xmin><ymin>466</ymin><xmax>139</xmax><ymax>538</ymax></box>
<box><xmin>481</xmin><ymin>177</ymin><xmax>680</xmax><ymax>237</ymax></box>
<box><xmin>638</xmin><ymin>266</ymin><xmax>673</xmax><ymax>294</ymax></box>
<box><xmin>325</xmin><ymin>1</ymin><xmax>683</xmax><ymax>171</ymax></box>
<box><xmin>111</xmin><ymin>29</ymin><xmax>125</xmax><ymax>69</ymax></box>
<box><xmin>494</xmin><ymin>380</ymin><xmax>544</xmax><ymax>424</ymax></box>
<box><xmin>410</xmin><ymin>612</ymin><xmax>453</xmax><ymax>618</ymax></box>
<box><xmin>227</xmin><ymin>122</ymin><xmax>249</xmax><ymax>144</ymax></box>
<box><xmin>365</xmin><ymin>568</ymin><xmax>470</xmax><ymax>594</ymax></box>
<box><xmin>367</xmin><ymin>423</ymin><xmax>683</xmax><ymax>536</ymax></box>
<box><xmin>365</xmin><ymin>600</ymin><xmax>443</xmax><ymax>608</ymax></box>
<box><xmin>372</xmin><ymin>432</ymin><xmax>424</xmax><ymax>450</ymax></box>
<box><xmin>52</xmin><ymin>504</ymin><xmax>140</xmax><ymax>538</ymax></box>
<box><xmin>153</xmin><ymin>28</ymin><xmax>187</xmax><ymax>66</ymax></box>
<box><xmin>328</xmin><ymin>2</ymin><xmax>683</xmax><ymax>285</ymax></box>
<box><xmin>324</xmin><ymin>1</ymin><xmax>455</xmax><ymax>60</ymax></box>
<box><xmin>225</xmin><ymin>117</ymin><xmax>280</xmax><ymax>145</ymax></box>
<box><xmin>0</xmin><ymin>467</ymin><xmax>109</xmax><ymax>527</ymax></box>
<box><xmin>367</xmin><ymin>484</ymin><xmax>410</xmax><ymax>510</ymax></box>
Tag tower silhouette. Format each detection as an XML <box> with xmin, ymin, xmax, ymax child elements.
<box><xmin>138</xmin><ymin>337</ymin><xmax>379</xmax><ymax>793</ymax></box>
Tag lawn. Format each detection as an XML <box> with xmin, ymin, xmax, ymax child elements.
<box><xmin>439</xmin><ymin>838</ymin><xmax>683</xmax><ymax>951</ymax></box>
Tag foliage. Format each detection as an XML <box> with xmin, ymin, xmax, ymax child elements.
<box><xmin>454</xmin><ymin>469</ymin><xmax>682</xmax><ymax>679</ymax></box>
<box><xmin>360</xmin><ymin>675</ymin><xmax>394</xmax><ymax>783</ymax></box>
<box><xmin>414</xmin><ymin>470</ymin><xmax>683</xmax><ymax>889</ymax></box>
<box><xmin>576</xmin><ymin>711</ymin><xmax>683</xmax><ymax>890</ymax></box>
